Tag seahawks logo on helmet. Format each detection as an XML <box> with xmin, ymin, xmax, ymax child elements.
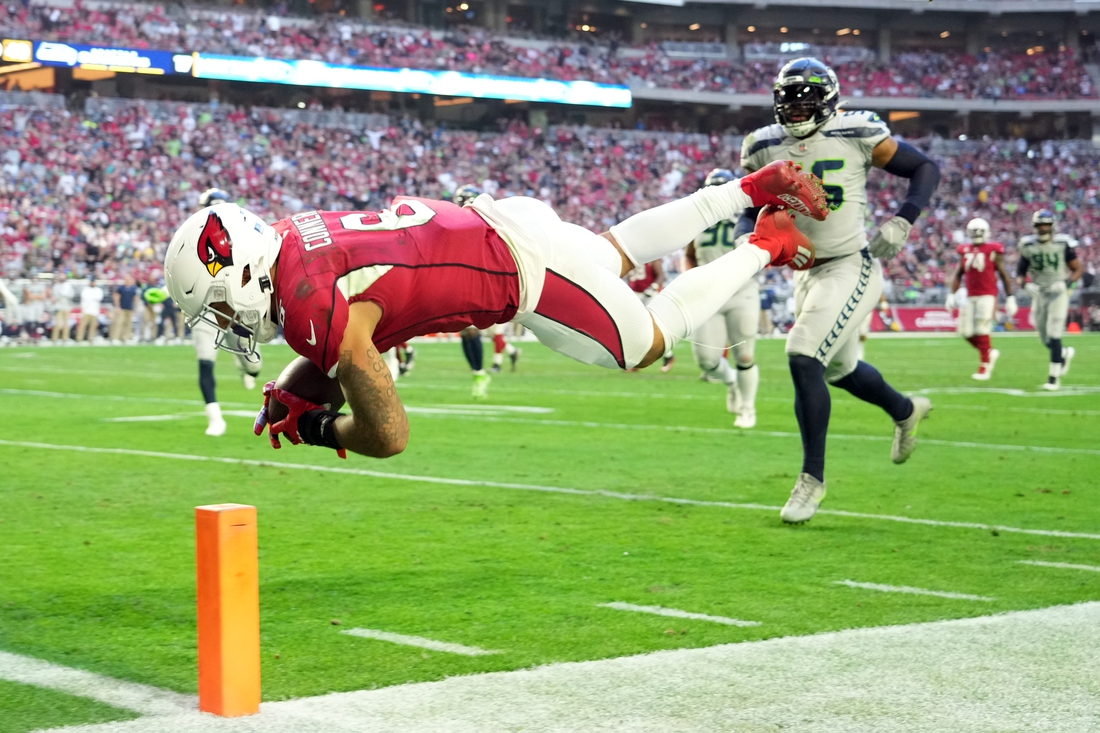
<box><xmin>197</xmin><ymin>212</ymin><xmax>233</xmax><ymax>277</ymax></box>
<box><xmin>704</xmin><ymin>168</ymin><xmax>735</xmax><ymax>187</ymax></box>
<box><xmin>453</xmin><ymin>184</ymin><xmax>481</xmax><ymax>207</ymax></box>
<box><xmin>773</xmin><ymin>58</ymin><xmax>840</xmax><ymax>139</ymax></box>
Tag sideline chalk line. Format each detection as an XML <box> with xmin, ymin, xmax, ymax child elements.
<box><xmin>341</xmin><ymin>629</ymin><xmax>499</xmax><ymax>656</ymax></box>
<box><xmin>835</xmin><ymin>580</ymin><xmax>995</xmax><ymax>602</ymax></box>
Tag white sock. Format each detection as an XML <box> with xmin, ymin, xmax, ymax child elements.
<box><xmin>504</xmin><ymin>342</ymin><xmax>517</xmax><ymax>355</ymax></box>
<box><xmin>205</xmin><ymin>402</ymin><xmax>223</xmax><ymax>422</ymax></box>
<box><xmin>1049</xmin><ymin>362</ymin><xmax>1061</xmax><ymax>378</ymax></box>
<box><xmin>736</xmin><ymin>364</ymin><xmax>760</xmax><ymax>412</ymax></box>
<box><xmin>492</xmin><ymin>352</ymin><xmax>504</xmax><ymax>367</ymax></box>
<box><xmin>647</xmin><ymin>246</ymin><xmax>770</xmax><ymax>353</ymax></box>
<box><xmin>609</xmin><ymin>181</ymin><xmax>752</xmax><ymax>267</ymax></box>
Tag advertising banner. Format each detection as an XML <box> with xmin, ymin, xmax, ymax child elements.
<box><xmin>872</xmin><ymin>307</ymin><xmax>1035</xmax><ymax>332</ymax></box>
<box><xmin>11</xmin><ymin>38</ymin><xmax>633</xmax><ymax>107</ymax></box>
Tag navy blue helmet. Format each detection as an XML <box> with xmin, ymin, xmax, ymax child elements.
<box><xmin>453</xmin><ymin>184</ymin><xmax>481</xmax><ymax>207</ymax></box>
<box><xmin>773</xmin><ymin>57</ymin><xmax>840</xmax><ymax>139</ymax></box>
<box><xmin>704</xmin><ymin>168</ymin><xmax>735</xmax><ymax>187</ymax></box>
<box><xmin>198</xmin><ymin>188</ymin><xmax>232</xmax><ymax>208</ymax></box>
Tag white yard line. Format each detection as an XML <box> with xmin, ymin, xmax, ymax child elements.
<box><xmin>598</xmin><ymin>602</ymin><xmax>760</xmax><ymax>627</ymax></box>
<box><xmin>1</xmin><ymin>438</ymin><xmax>1098</xmax><ymax>542</ymax></box>
<box><xmin>1019</xmin><ymin>560</ymin><xmax>1100</xmax><ymax>573</ymax></box>
<box><xmin>0</xmin><ymin>388</ymin><xmax>253</xmax><ymax>409</ymax></box>
<box><xmin>35</xmin><ymin>602</ymin><xmax>1100</xmax><ymax>733</ymax></box>
<box><xmin>0</xmin><ymin>650</ymin><xmax>195</xmax><ymax>716</ymax></box>
<box><xmin>404</xmin><ymin>412</ymin><xmax>1100</xmax><ymax>457</ymax></box>
<box><xmin>835</xmin><ymin>580</ymin><xmax>995</xmax><ymax>602</ymax></box>
<box><xmin>341</xmin><ymin>629</ymin><xmax>499</xmax><ymax>656</ymax></box>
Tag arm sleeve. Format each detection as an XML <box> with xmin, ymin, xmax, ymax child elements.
<box><xmin>1066</xmin><ymin>243</ymin><xmax>1078</xmax><ymax>263</ymax></box>
<box><xmin>733</xmin><ymin>207</ymin><xmax>761</xmax><ymax>240</ymax></box>
<box><xmin>883</xmin><ymin>141</ymin><xmax>941</xmax><ymax>224</ymax></box>
<box><xmin>1015</xmin><ymin>255</ymin><xmax>1030</xmax><ymax>278</ymax></box>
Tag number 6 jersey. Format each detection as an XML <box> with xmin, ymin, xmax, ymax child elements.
<box><xmin>273</xmin><ymin>197</ymin><xmax>521</xmax><ymax>376</ymax></box>
<box><xmin>740</xmin><ymin>110</ymin><xmax>891</xmax><ymax>259</ymax></box>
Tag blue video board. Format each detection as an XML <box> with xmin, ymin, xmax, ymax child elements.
<box><xmin>12</xmin><ymin>38</ymin><xmax>632</xmax><ymax>107</ymax></box>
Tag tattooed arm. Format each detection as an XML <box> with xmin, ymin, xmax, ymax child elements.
<box><xmin>333</xmin><ymin>300</ymin><xmax>409</xmax><ymax>458</ymax></box>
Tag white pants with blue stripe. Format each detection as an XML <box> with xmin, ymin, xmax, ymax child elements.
<box><xmin>785</xmin><ymin>249</ymin><xmax>884</xmax><ymax>382</ymax></box>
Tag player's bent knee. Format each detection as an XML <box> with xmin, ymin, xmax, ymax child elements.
<box><xmin>599</xmin><ymin>231</ymin><xmax>635</xmax><ymax>278</ymax></box>
<box><xmin>634</xmin><ymin>318</ymin><xmax>667</xmax><ymax>369</ymax></box>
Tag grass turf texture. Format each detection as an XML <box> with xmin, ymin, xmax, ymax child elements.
<box><xmin>1</xmin><ymin>336</ymin><xmax>1099</xmax><ymax>728</ymax></box>
<box><xmin>0</xmin><ymin>679</ymin><xmax>137</xmax><ymax>733</ymax></box>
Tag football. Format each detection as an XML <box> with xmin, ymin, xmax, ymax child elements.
<box><xmin>267</xmin><ymin>356</ymin><xmax>346</xmax><ymax>425</ymax></box>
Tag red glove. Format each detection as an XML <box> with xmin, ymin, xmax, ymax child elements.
<box><xmin>254</xmin><ymin>381</ymin><xmax>347</xmax><ymax>458</ymax></box>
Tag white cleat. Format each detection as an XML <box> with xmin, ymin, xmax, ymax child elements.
<box><xmin>242</xmin><ymin>374</ymin><xmax>257</xmax><ymax>391</ymax></box>
<box><xmin>205</xmin><ymin>419</ymin><xmax>227</xmax><ymax>437</ymax></box>
<box><xmin>971</xmin><ymin>349</ymin><xmax>998</xmax><ymax>381</ymax></box>
<box><xmin>734</xmin><ymin>409</ymin><xmax>756</xmax><ymax>429</ymax></box>
<box><xmin>726</xmin><ymin>384</ymin><xmax>742</xmax><ymax>415</ymax></box>
<box><xmin>892</xmin><ymin>395</ymin><xmax>932</xmax><ymax>464</ymax></box>
<box><xmin>1041</xmin><ymin>378</ymin><xmax>1061</xmax><ymax>392</ymax></box>
<box><xmin>781</xmin><ymin>473</ymin><xmax>827</xmax><ymax>524</ymax></box>
<box><xmin>1061</xmin><ymin>347</ymin><xmax>1075</xmax><ymax>378</ymax></box>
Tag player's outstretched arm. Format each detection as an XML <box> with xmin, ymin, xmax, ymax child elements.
<box><xmin>334</xmin><ymin>301</ymin><xmax>409</xmax><ymax>458</ymax></box>
<box><xmin>869</xmin><ymin>138</ymin><xmax>941</xmax><ymax>259</ymax></box>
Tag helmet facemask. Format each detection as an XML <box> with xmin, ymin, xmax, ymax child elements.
<box><xmin>966</xmin><ymin>218</ymin><xmax>991</xmax><ymax>243</ymax></box>
<box><xmin>773</xmin><ymin>59</ymin><xmax>840</xmax><ymax>139</ymax></box>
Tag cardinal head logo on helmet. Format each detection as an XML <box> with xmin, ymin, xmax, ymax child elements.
<box><xmin>197</xmin><ymin>212</ymin><xmax>233</xmax><ymax>277</ymax></box>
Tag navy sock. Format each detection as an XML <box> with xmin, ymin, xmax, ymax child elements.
<box><xmin>199</xmin><ymin>360</ymin><xmax>217</xmax><ymax>404</ymax></box>
<box><xmin>789</xmin><ymin>355</ymin><xmax>830</xmax><ymax>483</ymax></box>
<box><xmin>1049</xmin><ymin>338</ymin><xmax>1064</xmax><ymax>364</ymax></box>
<box><xmin>833</xmin><ymin>361</ymin><xmax>913</xmax><ymax>423</ymax></box>
<box><xmin>461</xmin><ymin>334</ymin><xmax>483</xmax><ymax>371</ymax></box>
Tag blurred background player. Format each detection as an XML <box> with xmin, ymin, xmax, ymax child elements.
<box><xmin>50</xmin><ymin>273</ymin><xmax>74</xmax><ymax>343</ymax></box>
<box><xmin>945</xmin><ymin>218</ymin><xmax>1016</xmax><ymax>380</ymax></box>
<box><xmin>192</xmin><ymin>187</ymin><xmax>264</xmax><ymax>436</ymax></box>
<box><xmin>856</xmin><ymin>294</ymin><xmax>894</xmax><ymax>361</ymax></box>
<box><xmin>453</xmin><ymin>183</ymin><xmax>521</xmax><ymax>393</ymax></box>
<box><xmin>1017</xmin><ymin>210</ymin><xmax>1083</xmax><ymax>391</ymax></box>
<box><xmin>683</xmin><ymin>168</ymin><xmax>759</xmax><ymax>428</ymax></box>
<box><xmin>739</xmin><ymin>57</ymin><xmax>940</xmax><ymax>524</ymax></box>
<box><xmin>626</xmin><ymin>257</ymin><xmax>673</xmax><ymax>371</ymax></box>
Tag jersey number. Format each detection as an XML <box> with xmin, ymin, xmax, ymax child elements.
<box><xmin>811</xmin><ymin>160</ymin><xmax>845</xmax><ymax>211</ymax></box>
<box><xmin>963</xmin><ymin>252</ymin><xmax>986</xmax><ymax>272</ymax></box>
<box><xmin>339</xmin><ymin>200</ymin><xmax>437</xmax><ymax>233</ymax></box>
<box><xmin>1031</xmin><ymin>252</ymin><xmax>1060</xmax><ymax>272</ymax></box>
<box><xmin>698</xmin><ymin>221</ymin><xmax>735</xmax><ymax>248</ymax></box>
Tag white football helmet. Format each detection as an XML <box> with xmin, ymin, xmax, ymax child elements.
<box><xmin>966</xmin><ymin>218</ymin><xmax>991</xmax><ymax>243</ymax></box>
<box><xmin>164</xmin><ymin>203</ymin><xmax>281</xmax><ymax>359</ymax></box>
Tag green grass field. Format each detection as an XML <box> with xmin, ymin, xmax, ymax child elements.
<box><xmin>1</xmin><ymin>335</ymin><xmax>1099</xmax><ymax>732</ymax></box>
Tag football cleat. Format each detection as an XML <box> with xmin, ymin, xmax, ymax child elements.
<box><xmin>1060</xmin><ymin>346</ymin><xmax>1075</xmax><ymax>378</ymax></box>
<box><xmin>734</xmin><ymin>409</ymin><xmax>756</xmax><ymax>429</ymax></box>
<box><xmin>1041</xmin><ymin>377</ymin><xmax>1060</xmax><ymax>391</ymax></box>
<box><xmin>205</xmin><ymin>419</ymin><xmax>227</xmax><ymax>437</ymax></box>
<box><xmin>749</xmin><ymin>207</ymin><xmax>816</xmax><ymax>270</ymax></box>
<box><xmin>472</xmin><ymin>372</ymin><xmax>491</xmax><ymax>399</ymax></box>
<box><xmin>740</xmin><ymin>160</ymin><xmax>829</xmax><ymax>222</ymax></box>
<box><xmin>781</xmin><ymin>473</ymin><xmax>827</xmax><ymax>524</ymax></box>
<box><xmin>242</xmin><ymin>373</ymin><xmax>257</xmax><ymax>390</ymax></box>
<box><xmin>892</xmin><ymin>396</ymin><xmax>932</xmax><ymax>464</ymax></box>
<box><xmin>661</xmin><ymin>354</ymin><xmax>676</xmax><ymax>372</ymax></box>
<box><xmin>510</xmin><ymin>347</ymin><xmax>522</xmax><ymax>372</ymax></box>
<box><xmin>490</xmin><ymin>363</ymin><xmax>502</xmax><ymax>374</ymax></box>
<box><xmin>971</xmin><ymin>349</ymin><xmax>999</xmax><ymax>381</ymax></box>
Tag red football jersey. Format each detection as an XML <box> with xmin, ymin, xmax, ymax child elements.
<box><xmin>273</xmin><ymin>197</ymin><xmax>520</xmax><ymax>375</ymax></box>
<box><xmin>627</xmin><ymin>263</ymin><xmax>657</xmax><ymax>293</ymax></box>
<box><xmin>958</xmin><ymin>241</ymin><xmax>1004</xmax><ymax>296</ymax></box>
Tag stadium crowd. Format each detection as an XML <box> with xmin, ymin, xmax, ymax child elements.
<box><xmin>0</xmin><ymin>1</ymin><xmax>1094</xmax><ymax>99</ymax></box>
<box><xmin>0</xmin><ymin>100</ymin><xmax>1096</xmax><ymax>339</ymax></box>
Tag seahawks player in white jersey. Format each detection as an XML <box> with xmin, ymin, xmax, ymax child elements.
<box><xmin>192</xmin><ymin>187</ymin><xmax>264</xmax><ymax>436</ymax></box>
<box><xmin>684</xmin><ymin>168</ymin><xmax>760</xmax><ymax>428</ymax></box>
<box><xmin>738</xmin><ymin>58</ymin><xmax>941</xmax><ymax>524</ymax></box>
<box><xmin>1016</xmin><ymin>210</ymin><xmax>1083</xmax><ymax>390</ymax></box>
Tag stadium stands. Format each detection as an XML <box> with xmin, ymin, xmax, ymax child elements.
<box><xmin>0</xmin><ymin>97</ymin><xmax>1094</xmax><ymax>309</ymax></box>
<box><xmin>1</xmin><ymin>1</ymin><xmax>1094</xmax><ymax>99</ymax></box>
